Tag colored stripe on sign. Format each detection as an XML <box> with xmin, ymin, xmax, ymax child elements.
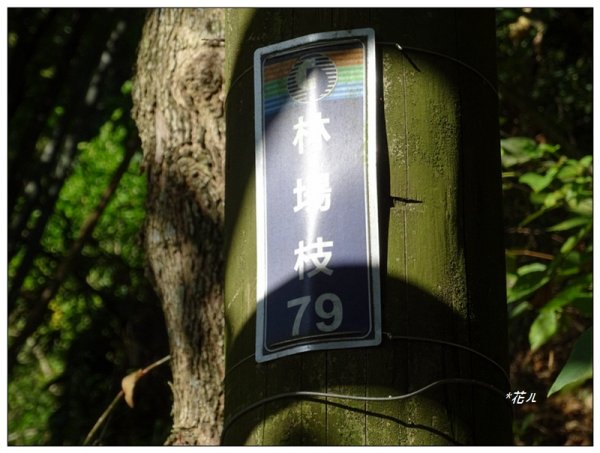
<box><xmin>263</xmin><ymin>46</ymin><xmax>365</xmax><ymax>115</ymax></box>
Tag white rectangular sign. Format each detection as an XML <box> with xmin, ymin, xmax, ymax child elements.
<box><xmin>254</xmin><ymin>28</ymin><xmax>381</xmax><ymax>363</ymax></box>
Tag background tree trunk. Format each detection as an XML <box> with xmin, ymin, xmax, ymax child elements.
<box><xmin>131</xmin><ymin>9</ymin><xmax>225</xmax><ymax>445</ymax></box>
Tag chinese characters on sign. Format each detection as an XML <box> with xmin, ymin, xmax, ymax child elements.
<box><xmin>254</xmin><ymin>29</ymin><xmax>380</xmax><ymax>362</ymax></box>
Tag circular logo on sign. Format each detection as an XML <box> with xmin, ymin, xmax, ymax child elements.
<box><xmin>287</xmin><ymin>53</ymin><xmax>337</xmax><ymax>103</ymax></box>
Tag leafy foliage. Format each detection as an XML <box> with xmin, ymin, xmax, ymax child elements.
<box><xmin>7</xmin><ymin>9</ymin><xmax>171</xmax><ymax>446</ymax></box>
<box><xmin>502</xmin><ymin>139</ymin><xmax>592</xmax><ymax>377</ymax></box>
<box><xmin>547</xmin><ymin>328</ymin><xmax>592</xmax><ymax>396</ymax></box>
<box><xmin>497</xmin><ymin>7</ymin><xmax>592</xmax><ymax>446</ymax></box>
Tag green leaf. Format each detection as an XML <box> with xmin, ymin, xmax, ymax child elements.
<box><xmin>542</xmin><ymin>190</ymin><xmax>563</xmax><ymax>208</ymax></box>
<box><xmin>507</xmin><ymin>262</ymin><xmax>550</xmax><ymax>303</ymax></box>
<box><xmin>559</xmin><ymin>224</ymin><xmax>592</xmax><ymax>255</ymax></box>
<box><xmin>579</xmin><ymin>155</ymin><xmax>593</xmax><ymax>168</ymax></box>
<box><xmin>569</xmin><ymin>197</ymin><xmax>593</xmax><ymax>216</ymax></box>
<box><xmin>508</xmin><ymin>300</ymin><xmax>533</xmax><ymax>319</ymax></box>
<box><xmin>556</xmin><ymin>250</ymin><xmax>591</xmax><ymax>278</ymax></box>
<box><xmin>547</xmin><ymin>216</ymin><xmax>591</xmax><ymax>232</ymax></box>
<box><xmin>501</xmin><ymin>136</ymin><xmax>537</xmax><ymax>154</ymax></box>
<box><xmin>556</xmin><ymin>156</ymin><xmax>592</xmax><ymax>182</ymax></box>
<box><xmin>500</xmin><ymin>137</ymin><xmax>541</xmax><ymax>168</ymax></box>
<box><xmin>547</xmin><ymin>328</ymin><xmax>592</xmax><ymax>396</ymax></box>
<box><xmin>543</xmin><ymin>283</ymin><xmax>591</xmax><ymax>312</ymax></box>
<box><xmin>519</xmin><ymin>205</ymin><xmax>553</xmax><ymax>227</ymax></box>
<box><xmin>529</xmin><ymin>310</ymin><xmax>559</xmax><ymax>350</ymax></box>
<box><xmin>518</xmin><ymin>262</ymin><xmax>547</xmax><ymax>274</ymax></box>
<box><xmin>519</xmin><ymin>172</ymin><xmax>554</xmax><ymax>193</ymax></box>
<box><xmin>556</xmin><ymin>162</ymin><xmax>581</xmax><ymax>182</ymax></box>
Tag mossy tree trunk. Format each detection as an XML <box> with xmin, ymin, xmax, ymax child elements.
<box><xmin>224</xmin><ymin>8</ymin><xmax>511</xmax><ymax>445</ymax></box>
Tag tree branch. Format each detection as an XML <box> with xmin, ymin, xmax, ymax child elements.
<box><xmin>83</xmin><ymin>355</ymin><xmax>171</xmax><ymax>446</ymax></box>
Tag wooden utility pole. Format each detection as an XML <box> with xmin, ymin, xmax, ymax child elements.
<box><xmin>224</xmin><ymin>9</ymin><xmax>512</xmax><ymax>445</ymax></box>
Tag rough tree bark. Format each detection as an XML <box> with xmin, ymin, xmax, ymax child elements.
<box><xmin>131</xmin><ymin>9</ymin><xmax>225</xmax><ymax>445</ymax></box>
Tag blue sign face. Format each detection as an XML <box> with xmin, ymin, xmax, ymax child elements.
<box><xmin>254</xmin><ymin>29</ymin><xmax>381</xmax><ymax>363</ymax></box>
